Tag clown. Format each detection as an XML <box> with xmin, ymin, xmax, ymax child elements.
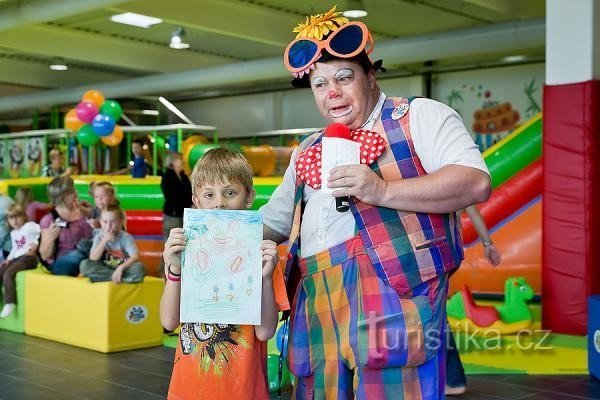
<box><xmin>260</xmin><ymin>6</ymin><xmax>491</xmax><ymax>400</ymax></box>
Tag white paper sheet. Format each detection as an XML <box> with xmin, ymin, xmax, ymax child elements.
<box><xmin>180</xmin><ymin>208</ymin><xmax>263</xmax><ymax>325</ymax></box>
<box><xmin>320</xmin><ymin>137</ymin><xmax>360</xmax><ymax>194</ymax></box>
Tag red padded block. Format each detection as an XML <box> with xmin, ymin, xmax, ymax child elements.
<box><xmin>126</xmin><ymin>210</ymin><xmax>163</xmax><ymax>236</ymax></box>
<box><xmin>543</xmin><ymin>80</ymin><xmax>600</xmax><ymax>335</ymax></box>
<box><xmin>136</xmin><ymin>238</ymin><xmax>164</xmax><ymax>277</ymax></box>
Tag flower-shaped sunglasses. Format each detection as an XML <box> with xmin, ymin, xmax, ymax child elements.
<box><xmin>284</xmin><ymin>21</ymin><xmax>374</xmax><ymax>76</ymax></box>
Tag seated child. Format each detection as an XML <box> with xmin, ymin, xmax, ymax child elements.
<box><xmin>0</xmin><ymin>205</ymin><xmax>40</xmax><ymax>318</ymax></box>
<box><xmin>160</xmin><ymin>148</ymin><xmax>289</xmax><ymax>400</ymax></box>
<box><xmin>80</xmin><ymin>204</ymin><xmax>144</xmax><ymax>284</ymax></box>
<box><xmin>0</xmin><ymin>192</ymin><xmax>14</xmax><ymax>258</ymax></box>
<box><xmin>87</xmin><ymin>181</ymin><xmax>119</xmax><ymax>229</ymax></box>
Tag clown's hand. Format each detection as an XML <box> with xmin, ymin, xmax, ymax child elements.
<box><xmin>328</xmin><ymin>164</ymin><xmax>387</xmax><ymax>206</ymax></box>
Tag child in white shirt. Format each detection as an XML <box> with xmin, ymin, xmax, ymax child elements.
<box><xmin>0</xmin><ymin>205</ymin><xmax>40</xmax><ymax>318</ymax></box>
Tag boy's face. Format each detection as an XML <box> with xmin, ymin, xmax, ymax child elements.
<box><xmin>100</xmin><ymin>211</ymin><xmax>122</xmax><ymax>234</ymax></box>
<box><xmin>93</xmin><ymin>187</ymin><xmax>114</xmax><ymax>210</ymax></box>
<box><xmin>132</xmin><ymin>143</ymin><xmax>142</xmax><ymax>156</ymax></box>
<box><xmin>192</xmin><ymin>180</ymin><xmax>255</xmax><ymax>210</ymax></box>
<box><xmin>51</xmin><ymin>152</ymin><xmax>63</xmax><ymax>167</ymax></box>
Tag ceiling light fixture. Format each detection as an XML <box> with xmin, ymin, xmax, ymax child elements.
<box><xmin>502</xmin><ymin>55</ymin><xmax>528</xmax><ymax>63</ymax></box>
<box><xmin>169</xmin><ymin>27</ymin><xmax>190</xmax><ymax>49</ymax></box>
<box><xmin>343</xmin><ymin>0</ymin><xmax>368</xmax><ymax>18</ymax></box>
<box><xmin>110</xmin><ymin>12</ymin><xmax>162</xmax><ymax>28</ymax></box>
<box><xmin>49</xmin><ymin>57</ymin><xmax>68</xmax><ymax>71</ymax></box>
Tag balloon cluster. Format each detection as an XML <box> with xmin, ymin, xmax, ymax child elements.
<box><xmin>64</xmin><ymin>90</ymin><xmax>124</xmax><ymax>147</ymax></box>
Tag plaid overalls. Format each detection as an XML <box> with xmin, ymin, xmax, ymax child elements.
<box><xmin>285</xmin><ymin>97</ymin><xmax>463</xmax><ymax>399</ymax></box>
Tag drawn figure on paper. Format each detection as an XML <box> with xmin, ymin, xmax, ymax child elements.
<box><xmin>245</xmin><ymin>276</ymin><xmax>254</xmax><ymax>296</ymax></box>
<box><xmin>190</xmin><ymin>219</ymin><xmax>250</xmax><ymax>281</ymax></box>
<box><xmin>227</xmin><ymin>283</ymin><xmax>235</xmax><ymax>302</ymax></box>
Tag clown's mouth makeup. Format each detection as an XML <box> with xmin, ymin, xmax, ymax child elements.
<box><xmin>329</xmin><ymin>105</ymin><xmax>352</xmax><ymax>118</ymax></box>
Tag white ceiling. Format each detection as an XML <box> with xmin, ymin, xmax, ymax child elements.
<box><xmin>0</xmin><ymin>0</ymin><xmax>545</xmax><ymax>116</ymax></box>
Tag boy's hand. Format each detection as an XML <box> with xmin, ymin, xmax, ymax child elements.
<box><xmin>102</xmin><ymin>222</ymin><xmax>115</xmax><ymax>242</ymax></box>
<box><xmin>102</xmin><ymin>231</ymin><xmax>115</xmax><ymax>242</ymax></box>
<box><xmin>112</xmin><ymin>267</ymin><xmax>124</xmax><ymax>284</ymax></box>
<box><xmin>164</xmin><ymin>228</ymin><xmax>186</xmax><ymax>275</ymax></box>
<box><xmin>484</xmin><ymin>244</ymin><xmax>501</xmax><ymax>266</ymax></box>
<box><xmin>260</xmin><ymin>240</ymin><xmax>278</xmax><ymax>279</ymax></box>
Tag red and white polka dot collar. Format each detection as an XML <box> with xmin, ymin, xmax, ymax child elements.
<box><xmin>295</xmin><ymin>129</ymin><xmax>387</xmax><ymax>189</ymax></box>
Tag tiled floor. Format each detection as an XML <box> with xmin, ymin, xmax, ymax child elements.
<box><xmin>0</xmin><ymin>330</ymin><xmax>598</xmax><ymax>399</ymax></box>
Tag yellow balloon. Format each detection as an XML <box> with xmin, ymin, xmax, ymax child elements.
<box><xmin>82</xmin><ymin>90</ymin><xmax>105</xmax><ymax>108</ymax></box>
<box><xmin>64</xmin><ymin>108</ymin><xmax>85</xmax><ymax>132</ymax></box>
<box><xmin>182</xmin><ymin>135</ymin><xmax>209</xmax><ymax>174</ymax></box>
<box><xmin>101</xmin><ymin>125</ymin><xmax>123</xmax><ymax>147</ymax></box>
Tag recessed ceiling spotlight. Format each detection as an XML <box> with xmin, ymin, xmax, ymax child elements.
<box><xmin>49</xmin><ymin>57</ymin><xmax>68</xmax><ymax>71</ymax></box>
<box><xmin>343</xmin><ymin>0</ymin><xmax>368</xmax><ymax>18</ymax></box>
<box><xmin>170</xmin><ymin>27</ymin><xmax>190</xmax><ymax>49</ymax></box>
<box><xmin>502</xmin><ymin>55</ymin><xmax>528</xmax><ymax>63</ymax></box>
<box><xmin>110</xmin><ymin>12</ymin><xmax>163</xmax><ymax>28</ymax></box>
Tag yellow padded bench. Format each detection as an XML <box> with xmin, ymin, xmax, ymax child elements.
<box><xmin>24</xmin><ymin>269</ymin><xmax>164</xmax><ymax>352</ymax></box>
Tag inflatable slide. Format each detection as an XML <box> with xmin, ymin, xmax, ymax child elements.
<box><xmin>450</xmin><ymin>114</ymin><xmax>542</xmax><ymax>295</ymax></box>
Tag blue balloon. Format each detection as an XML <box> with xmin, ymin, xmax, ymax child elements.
<box><xmin>91</xmin><ymin>114</ymin><xmax>116</xmax><ymax>137</ymax></box>
<box><xmin>167</xmin><ymin>134</ymin><xmax>178</xmax><ymax>151</ymax></box>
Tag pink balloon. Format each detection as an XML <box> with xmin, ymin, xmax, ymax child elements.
<box><xmin>75</xmin><ymin>101</ymin><xmax>98</xmax><ymax>124</ymax></box>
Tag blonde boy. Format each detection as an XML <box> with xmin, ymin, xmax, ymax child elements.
<box><xmin>80</xmin><ymin>204</ymin><xmax>144</xmax><ymax>284</ymax></box>
<box><xmin>160</xmin><ymin>147</ymin><xmax>288</xmax><ymax>400</ymax></box>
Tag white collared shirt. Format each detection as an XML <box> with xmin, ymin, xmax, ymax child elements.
<box><xmin>260</xmin><ymin>93</ymin><xmax>489</xmax><ymax>257</ymax></box>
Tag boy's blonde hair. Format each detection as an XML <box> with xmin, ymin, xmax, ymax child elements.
<box><xmin>48</xmin><ymin>147</ymin><xmax>62</xmax><ymax>161</ymax></box>
<box><xmin>89</xmin><ymin>181</ymin><xmax>116</xmax><ymax>198</ymax></box>
<box><xmin>102</xmin><ymin>203</ymin><xmax>126</xmax><ymax>222</ymax></box>
<box><xmin>190</xmin><ymin>147</ymin><xmax>253</xmax><ymax>196</ymax></box>
<box><xmin>6</xmin><ymin>204</ymin><xmax>27</xmax><ymax>222</ymax></box>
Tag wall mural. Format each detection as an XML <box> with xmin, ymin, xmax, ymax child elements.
<box><xmin>0</xmin><ymin>137</ymin><xmax>45</xmax><ymax>178</ymax></box>
<box><xmin>445</xmin><ymin>80</ymin><xmax>541</xmax><ymax>151</ymax></box>
<box><xmin>436</xmin><ymin>64</ymin><xmax>544</xmax><ymax>152</ymax></box>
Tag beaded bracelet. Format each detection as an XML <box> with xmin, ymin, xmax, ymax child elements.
<box><xmin>167</xmin><ymin>264</ymin><xmax>181</xmax><ymax>282</ymax></box>
<box><xmin>168</xmin><ymin>264</ymin><xmax>181</xmax><ymax>277</ymax></box>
